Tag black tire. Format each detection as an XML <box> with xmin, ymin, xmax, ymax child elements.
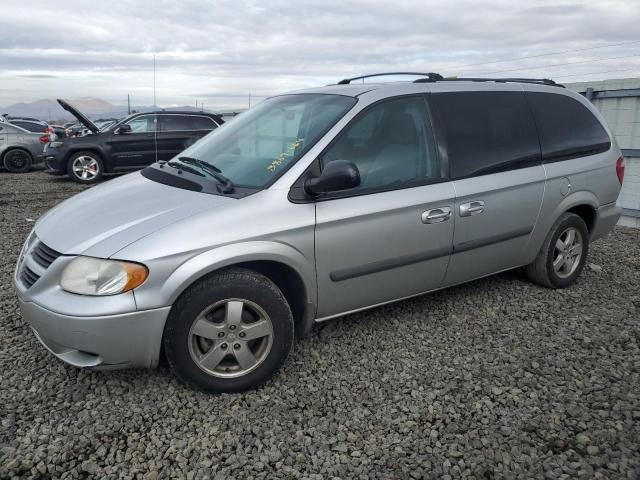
<box><xmin>3</xmin><ymin>149</ymin><xmax>33</xmax><ymax>173</ymax></box>
<box><xmin>526</xmin><ymin>212</ymin><xmax>589</xmax><ymax>289</ymax></box>
<box><xmin>67</xmin><ymin>151</ymin><xmax>104</xmax><ymax>184</ymax></box>
<box><xmin>164</xmin><ymin>268</ymin><xmax>294</xmax><ymax>393</ymax></box>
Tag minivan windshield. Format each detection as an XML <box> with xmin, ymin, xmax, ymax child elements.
<box><xmin>170</xmin><ymin>94</ymin><xmax>357</xmax><ymax>188</ymax></box>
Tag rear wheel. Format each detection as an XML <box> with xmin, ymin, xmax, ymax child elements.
<box><xmin>164</xmin><ymin>268</ymin><xmax>294</xmax><ymax>393</ymax></box>
<box><xmin>526</xmin><ymin>213</ymin><xmax>589</xmax><ymax>288</ymax></box>
<box><xmin>67</xmin><ymin>151</ymin><xmax>103</xmax><ymax>184</ymax></box>
<box><xmin>3</xmin><ymin>149</ymin><xmax>33</xmax><ymax>173</ymax></box>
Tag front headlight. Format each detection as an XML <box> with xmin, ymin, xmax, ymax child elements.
<box><xmin>61</xmin><ymin>257</ymin><xmax>148</xmax><ymax>296</ymax></box>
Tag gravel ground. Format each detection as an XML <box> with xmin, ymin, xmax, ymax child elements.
<box><xmin>1</xmin><ymin>170</ymin><xmax>639</xmax><ymax>479</ymax></box>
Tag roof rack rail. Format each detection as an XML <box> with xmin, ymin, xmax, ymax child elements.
<box><xmin>414</xmin><ymin>76</ymin><xmax>565</xmax><ymax>88</ymax></box>
<box><xmin>337</xmin><ymin>72</ymin><xmax>444</xmax><ymax>85</ymax></box>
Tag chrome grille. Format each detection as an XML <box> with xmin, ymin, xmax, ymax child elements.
<box><xmin>20</xmin><ymin>265</ymin><xmax>40</xmax><ymax>288</ymax></box>
<box><xmin>31</xmin><ymin>242</ymin><xmax>61</xmax><ymax>269</ymax></box>
<box><xmin>18</xmin><ymin>239</ymin><xmax>61</xmax><ymax>289</ymax></box>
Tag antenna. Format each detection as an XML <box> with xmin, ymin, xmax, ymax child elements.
<box><xmin>153</xmin><ymin>54</ymin><xmax>158</xmax><ymax>164</ymax></box>
<box><xmin>153</xmin><ymin>54</ymin><xmax>157</xmax><ymax>108</ymax></box>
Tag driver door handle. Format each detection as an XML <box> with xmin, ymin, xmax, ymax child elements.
<box><xmin>422</xmin><ymin>207</ymin><xmax>451</xmax><ymax>224</ymax></box>
<box><xmin>460</xmin><ymin>201</ymin><xmax>485</xmax><ymax>217</ymax></box>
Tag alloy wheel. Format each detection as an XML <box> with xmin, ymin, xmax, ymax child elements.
<box><xmin>552</xmin><ymin>226</ymin><xmax>583</xmax><ymax>278</ymax></box>
<box><xmin>6</xmin><ymin>150</ymin><xmax>28</xmax><ymax>170</ymax></box>
<box><xmin>72</xmin><ymin>155</ymin><xmax>99</xmax><ymax>180</ymax></box>
<box><xmin>188</xmin><ymin>299</ymin><xmax>274</xmax><ymax>378</ymax></box>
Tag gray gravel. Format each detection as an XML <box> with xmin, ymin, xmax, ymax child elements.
<box><xmin>1</xmin><ymin>170</ymin><xmax>639</xmax><ymax>479</ymax></box>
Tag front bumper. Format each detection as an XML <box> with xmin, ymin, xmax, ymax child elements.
<box><xmin>17</xmin><ymin>297</ymin><xmax>170</xmax><ymax>369</ymax></box>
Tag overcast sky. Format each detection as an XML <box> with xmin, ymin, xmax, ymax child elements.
<box><xmin>1</xmin><ymin>0</ymin><xmax>639</xmax><ymax>109</ymax></box>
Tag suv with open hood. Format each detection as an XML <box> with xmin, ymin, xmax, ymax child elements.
<box><xmin>44</xmin><ymin>99</ymin><xmax>223</xmax><ymax>184</ymax></box>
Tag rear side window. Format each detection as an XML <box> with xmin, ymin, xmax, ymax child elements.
<box><xmin>526</xmin><ymin>92</ymin><xmax>611</xmax><ymax>162</ymax></box>
<box><xmin>430</xmin><ymin>91</ymin><xmax>541</xmax><ymax>179</ymax></box>
<box><xmin>159</xmin><ymin>115</ymin><xmax>192</xmax><ymax>131</ymax></box>
<box><xmin>190</xmin><ymin>116</ymin><xmax>217</xmax><ymax>130</ymax></box>
<box><xmin>12</xmin><ymin>121</ymin><xmax>44</xmax><ymax>133</ymax></box>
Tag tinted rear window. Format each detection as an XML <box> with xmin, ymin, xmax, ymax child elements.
<box><xmin>191</xmin><ymin>116</ymin><xmax>217</xmax><ymax>130</ymax></box>
<box><xmin>160</xmin><ymin>115</ymin><xmax>192</xmax><ymax>131</ymax></box>
<box><xmin>526</xmin><ymin>92</ymin><xmax>610</xmax><ymax>162</ymax></box>
<box><xmin>430</xmin><ymin>91</ymin><xmax>541</xmax><ymax>179</ymax></box>
<box><xmin>13</xmin><ymin>121</ymin><xmax>44</xmax><ymax>133</ymax></box>
<box><xmin>160</xmin><ymin>115</ymin><xmax>217</xmax><ymax>131</ymax></box>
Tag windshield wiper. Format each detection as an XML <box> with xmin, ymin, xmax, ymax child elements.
<box><xmin>178</xmin><ymin>156</ymin><xmax>235</xmax><ymax>194</ymax></box>
<box><xmin>165</xmin><ymin>161</ymin><xmax>205</xmax><ymax>177</ymax></box>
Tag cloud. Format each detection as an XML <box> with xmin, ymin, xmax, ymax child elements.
<box><xmin>0</xmin><ymin>0</ymin><xmax>639</xmax><ymax>108</ymax></box>
<box><xmin>16</xmin><ymin>74</ymin><xmax>57</xmax><ymax>78</ymax></box>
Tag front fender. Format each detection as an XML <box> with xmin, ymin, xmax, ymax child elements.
<box><xmin>133</xmin><ymin>240</ymin><xmax>317</xmax><ymax>312</ymax></box>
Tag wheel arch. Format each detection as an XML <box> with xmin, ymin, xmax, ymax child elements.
<box><xmin>149</xmin><ymin>242</ymin><xmax>318</xmax><ymax>338</ymax></box>
<box><xmin>566</xmin><ymin>203</ymin><xmax>596</xmax><ymax>233</ymax></box>
<box><xmin>1</xmin><ymin>146</ymin><xmax>33</xmax><ymax>162</ymax></box>
<box><xmin>525</xmin><ymin>191</ymin><xmax>600</xmax><ymax>264</ymax></box>
<box><xmin>66</xmin><ymin>147</ymin><xmax>108</xmax><ymax>171</ymax></box>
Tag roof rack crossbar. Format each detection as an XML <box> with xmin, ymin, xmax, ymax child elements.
<box><xmin>337</xmin><ymin>72</ymin><xmax>444</xmax><ymax>85</ymax></box>
<box><xmin>416</xmin><ymin>76</ymin><xmax>564</xmax><ymax>88</ymax></box>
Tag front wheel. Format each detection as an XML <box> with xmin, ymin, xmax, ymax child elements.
<box><xmin>3</xmin><ymin>149</ymin><xmax>33</xmax><ymax>173</ymax></box>
<box><xmin>526</xmin><ymin>212</ymin><xmax>589</xmax><ymax>288</ymax></box>
<box><xmin>163</xmin><ymin>268</ymin><xmax>294</xmax><ymax>393</ymax></box>
<box><xmin>67</xmin><ymin>151</ymin><xmax>103</xmax><ymax>184</ymax></box>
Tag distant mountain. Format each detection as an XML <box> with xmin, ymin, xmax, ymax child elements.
<box><xmin>1</xmin><ymin>98</ymin><xmax>233</xmax><ymax>122</ymax></box>
<box><xmin>2</xmin><ymin>97</ymin><xmax>118</xmax><ymax>121</ymax></box>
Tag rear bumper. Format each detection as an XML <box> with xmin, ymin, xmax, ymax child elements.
<box><xmin>18</xmin><ymin>297</ymin><xmax>170</xmax><ymax>369</ymax></box>
<box><xmin>592</xmin><ymin>202</ymin><xmax>622</xmax><ymax>241</ymax></box>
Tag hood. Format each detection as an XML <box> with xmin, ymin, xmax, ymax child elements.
<box><xmin>35</xmin><ymin>172</ymin><xmax>234</xmax><ymax>258</ymax></box>
<box><xmin>57</xmin><ymin>99</ymin><xmax>99</xmax><ymax>134</ymax></box>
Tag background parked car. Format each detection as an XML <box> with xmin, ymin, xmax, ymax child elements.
<box><xmin>0</xmin><ymin>118</ymin><xmax>46</xmax><ymax>172</ymax></box>
<box><xmin>45</xmin><ymin>99</ymin><xmax>224</xmax><ymax>184</ymax></box>
<box><xmin>7</xmin><ymin>118</ymin><xmax>48</xmax><ymax>133</ymax></box>
<box><xmin>4</xmin><ymin>116</ymin><xmax>62</xmax><ymax>141</ymax></box>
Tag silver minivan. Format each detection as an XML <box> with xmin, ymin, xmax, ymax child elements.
<box><xmin>14</xmin><ymin>74</ymin><xmax>624</xmax><ymax>392</ymax></box>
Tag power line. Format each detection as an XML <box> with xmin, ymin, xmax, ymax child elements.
<box><xmin>456</xmin><ymin>39</ymin><xmax>640</xmax><ymax>70</ymax></box>
<box><xmin>554</xmin><ymin>66</ymin><xmax>640</xmax><ymax>80</ymax></box>
<box><xmin>470</xmin><ymin>52</ymin><xmax>640</xmax><ymax>76</ymax></box>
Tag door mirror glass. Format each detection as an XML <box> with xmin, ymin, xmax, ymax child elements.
<box><xmin>117</xmin><ymin>124</ymin><xmax>132</xmax><ymax>134</ymax></box>
<box><xmin>304</xmin><ymin>160</ymin><xmax>360</xmax><ymax>195</ymax></box>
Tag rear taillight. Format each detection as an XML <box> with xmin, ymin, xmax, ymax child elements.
<box><xmin>39</xmin><ymin>135</ymin><xmax>49</xmax><ymax>144</ymax></box>
<box><xmin>616</xmin><ymin>156</ymin><xmax>625</xmax><ymax>184</ymax></box>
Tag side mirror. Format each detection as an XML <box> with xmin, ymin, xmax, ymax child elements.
<box><xmin>304</xmin><ymin>160</ymin><xmax>360</xmax><ymax>195</ymax></box>
<box><xmin>116</xmin><ymin>124</ymin><xmax>132</xmax><ymax>134</ymax></box>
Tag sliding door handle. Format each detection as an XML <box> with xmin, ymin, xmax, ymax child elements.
<box><xmin>460</xmin><ymin>201</ymin><xmax>485</xmax><ymax>217</ymax></box>
<box><xmin>422</xmin><ymin>207</ymin><xmax>451</xmax><ymax>224</ymax></box>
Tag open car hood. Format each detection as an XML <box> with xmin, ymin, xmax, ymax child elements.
<box><xmin>57</xmin><ymin>99</ymin><xmax>99</xmax><ymax>134</ymax></box>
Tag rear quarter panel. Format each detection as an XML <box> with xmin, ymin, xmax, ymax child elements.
<box><xmin>523</xmin><ymin>86</ymin><xmax>622</xmax><ymax>263</ymax></box>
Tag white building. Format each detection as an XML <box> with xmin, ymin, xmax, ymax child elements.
<box><xmin>566</xmin><ymin>78</ymin><xmax>640</xmax><ymax>227</ymax></box>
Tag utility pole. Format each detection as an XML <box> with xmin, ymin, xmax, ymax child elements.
<box><xmin>127</xmin><ymin>94</ymin><xmax>131</xmax><ymax>115</ymax></box>
<box><xmin>248</xmin><ymin>93</ymin><xmax>251</xmax><ymax>108</ymax></box>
